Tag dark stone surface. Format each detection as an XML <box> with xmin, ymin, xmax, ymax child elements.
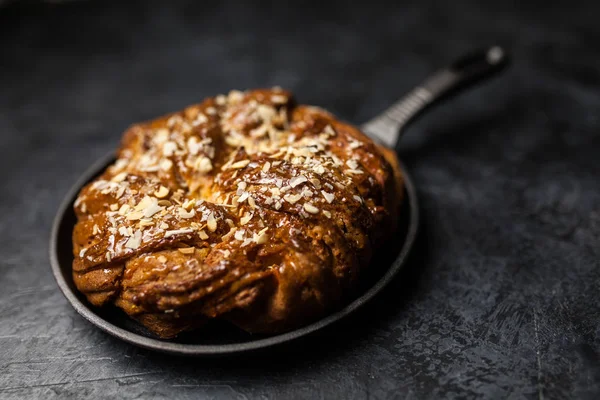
<box><xmin>1</xmin><ymin>0</ymin><xmax>599</xmax><ymax>398</ymax></box>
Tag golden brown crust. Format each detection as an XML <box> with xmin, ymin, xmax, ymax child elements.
<box><xmin>72</xmin><ymin>88</ymin><xmax>404</xmax><ymax>338</ymax></box>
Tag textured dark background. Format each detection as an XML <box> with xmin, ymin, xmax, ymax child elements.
<box><xmin>1</xmin><ymin>0</ymin><xmax>600</xmax><ymax>399</ymax></box>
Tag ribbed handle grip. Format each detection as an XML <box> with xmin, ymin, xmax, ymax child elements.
<box><xmin>361</xmin><ymin>46</ymin><xmax>510</xmax><ymax>148</ymax></box>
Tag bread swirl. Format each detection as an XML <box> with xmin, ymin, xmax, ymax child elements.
<box><xmin>72</xmin><ymin>88</ymin><xmax>403</xmax><ymax>338</ymax></box>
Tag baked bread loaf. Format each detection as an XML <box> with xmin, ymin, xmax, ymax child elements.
<box><xmin>72</xmin><ymin>88</ymin><xmax>404</xmax><ymax>338</ymax></box>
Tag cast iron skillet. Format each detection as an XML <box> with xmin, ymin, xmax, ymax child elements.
<box><xmin>50</xmin><ymin>46</ymin><xmax>509</xmax><ymax>356</ymax></box>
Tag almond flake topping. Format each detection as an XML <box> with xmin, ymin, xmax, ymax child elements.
<box><xmin>182</xmin><ymin>199</ymin><xmax>196</xmax><ymax>210</ymax></box>
<box><xmin>309</xmin><ymin>178</ymin><xmax>321</xmax><ymax>189</ymax></box>
<box><xmin>323</xmin><ymin>124</ymin><xmax>336</xmax><ymax>136</ymax></box>
<box><xmin>283</xmin><ymin>193</ymin><xmax>302</xmax><ymax>204</ymax></box>
<box><xmin>234</xmin><ymin>229</ymin><xmax>245</xmax><ymax>241</ymax></box>
<box><xmin>125</xmin><ymin>230</ymin><xmax>142</xmax><ymax>249</ymax></box>
<box><xmin>195</xmin><ymin>157</ymin><xmax>213</xmax><ymax>173</ymax></box>
<box><xmin>139</xmin><ymin>219</ymin><xmax>154</xmax><ymax>227</ymax></box>
<box><xmin>178</xmin><ymin>247</ymin><xmax>195</xmax><ymax>254</ymax></box>
<box><xmin>178</xmin><ymin>208</ymin><xmax>195</xmax><ymax>219</ymax></box>
<box><xmin>313</xmin><ymin>165</ymin><xmax>325</xmax><ymax>175</ymax></box>
<box><xmin>127</xmin><ymin>211</ymin><xmax>144</xmax><ymax>221</ymax></box>
<box><xmin>90</xmin><ymin>89</ymin><xmax>388</xmax><ymax>276</ymax></box>
<box><xmin>111</xmin><ymin>172</ymin><xmax>128</xmax><ymax>183</ymax></box>
<box><xmin>207</xmin><ymin>213</ymin><xmax>217</xmax><ymax>232</ymax></box>
<box><xmin>165</xmin><ymin>228</ymin><xmax>194</xmax><ymax>237</ymax></box>
<box><xmin>321</xmin><ymin>191</ymin><xmax>335</xmax><ymax>203</ymax></box>
<box><xmin>192</xmin><ymin>113</ymin><xmax>208</xmax><ymax>126</ymax></box>
<box><xmin>271</xmin><ymin>94</ymin><xmax>287</xmax><ymax>104</ymax></box>
<box><xmin>229</xmin><ymin>160</ymin><xmax>250</xmax><ymax>169</ymax></box>
<box><xmin>349</xmin><ymin>140</ymin><xmax>362</xmax><ymax>149</ymax></box>
<box><xmin>346</xmin><ymin>159</ymin><xmax>359</xmax><ymax>170</ymax></box>
<box><xmin>289</xmin><ymin>175</ymin><xmax>308</xmax><ymax>188</ymax></box>
<box><xmin>345</xmin><ymin>169</ymin><xmax>364</xmax><ymax>175</ymax></box>
<box><xmin>240</xmin><ymin>212</ymin><xmax>253</xmax><ymax>225</ymax></box>
<box><xmin>160</xmin><ymin>159</ymin><xmax>173</xmax><ymax>171</ymax></box>
<box><xmin>116</xmin><ymin>185</ymin><xmax>127</xmax><ymax>199</ymax></box>
<box><xmin>163</xmin><ymin>141</ymin><xmax>178</xmax><ymax>157</ymax></box>
<box><xmin>253</xmin><ymin>227</ymin><xmax>269</xmax><ymax>244</ymax></box>
<box><xmin>303</xmin><ymin>202</ymin><xmax>319</xmax><ymax>214</ymax></box>
<box><xmin>143</xmin><ymin>199</ymin><xmax>164</xmax><ymax>218</ymax></box>
<box><xmin>154</xmin><ymin>186</ymin><xmax>169</xmax><ymax>198</ymax></box>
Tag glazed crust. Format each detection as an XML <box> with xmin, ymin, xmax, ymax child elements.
<box><xmin>72</xmin><ymin>88</ymin><xmax>404</xmax><ymax>338</ymax></box>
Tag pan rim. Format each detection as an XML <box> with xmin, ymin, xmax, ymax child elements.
<box><xmin>49</xmin><ymin>151</ymin><xmax>419</xmax><ymax>356</ymax></box>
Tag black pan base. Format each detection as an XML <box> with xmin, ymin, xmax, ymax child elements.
<box><xmin>49</xmin><ymin>152</ymin><xmax>419</xmax><ymax>356</ymax></box>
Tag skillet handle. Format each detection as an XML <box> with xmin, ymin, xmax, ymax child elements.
<box><xmin>361</xmin><ymin>46</ymin><xmax>510</xmax><ymax>149</ymax></box>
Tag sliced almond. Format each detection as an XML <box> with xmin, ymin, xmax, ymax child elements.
<box><xmin>323</xmin><ymin>124</ymin><xmax>336</xmax><ymax>136</ymax></box>
<box><xmin>289</xmin><ymin>175</ymin><xmax>308</xmax><ymax>188</ymax></box>
<box><xmin>283</xmin><ymin>193</ymin><xmax>302</xmax><ymax>204</ymax></box>
<box><xmin>230</xmin><ymin>159</ymin><xmax>250</xmax><ymax>169</ymax></box>
<box><xmin>164</xmin><ymin>228</ymin><xmax>194</xmax><ymax>237</ymax></box>
<box><xmin>234</xmin><ymin>229</ymin><xmax>245</xmax><ymax>241</ymax></box>
<box><xmin>253</xmin><ymin>227</ymin><xmax>269</xmax><ymax>244</ymax></box>
<box><xmin>182</xmin><ymin>198</ymin><xmax>196</xmax><ymax>210</ymax></box>
<box><xmin>143</xmin><ymin>202</ymin><xmax>163</xmax><ymax>218</ymax></box>
<box><xmin>154</xmin><ymin>186</ymin><xmax>169</xmax><ymax>198</ymax></box>
<box><xmin>124</xmin><ymin>230</ymin><xmax>142</xmax><ymax>249</ymax></box>
<box><xmin>160</xmin><ymin>159</ymin><xmax>173</xmax><ymax>171</ymax></box>
<box><xmin>207</xmin><ymin>213</ymin><xmax>217</xmax><ymax>232</ymax></box>
<box><xmin>271</xmin><ymin>94</ymin><xmax>287</xmax><ymax>104</ymax></box>
<box><xmin>303</xmin><ymin>202</ymin><xmax>319</xmax><ymax>214</ymax></box>
<box><xmin>111</xmin><ymin>172</ymin><xmax>128</xmax><ymax>183</ymax></box>
<box><xmin>240</xmin><ymin>212</ymin><xmax>253</xmax><ymax>226</ymax></box>
<box><xmin>178</xmin><ymin>208</ymin><xmax>195</xmax><ymax>219</ymax></box>
<box><xmin>178</xmin><ymin>247</ymin><xmax>195</xmax><ymax>254</ymax></box>
<box><xmin>115</xmin><ymin>185</ymin><xmax>126</xmax><ymax>199</ymax></box>
<box><xmin>321</xmin><ymin>191</ymin><xmax>335</xmax><ymax>203</ymax></box>
<box><xmin>162</xmin><ymin>141</ymin><xmax>177</xmax><ymax>157</ymax></box>
<box><xmin>126</xmin><ymin>210</ymin><xmax>144</xmax><ymax>221</ymax></box>
<box><xmin>139</xmin><ymin>218</ymin><xmax>154</xmax><ymax>227</ymax></box>
<box><xmin>134</xmin><ymin>196</ymin><xmax>154</xmax><ymax>212</ymax></box>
